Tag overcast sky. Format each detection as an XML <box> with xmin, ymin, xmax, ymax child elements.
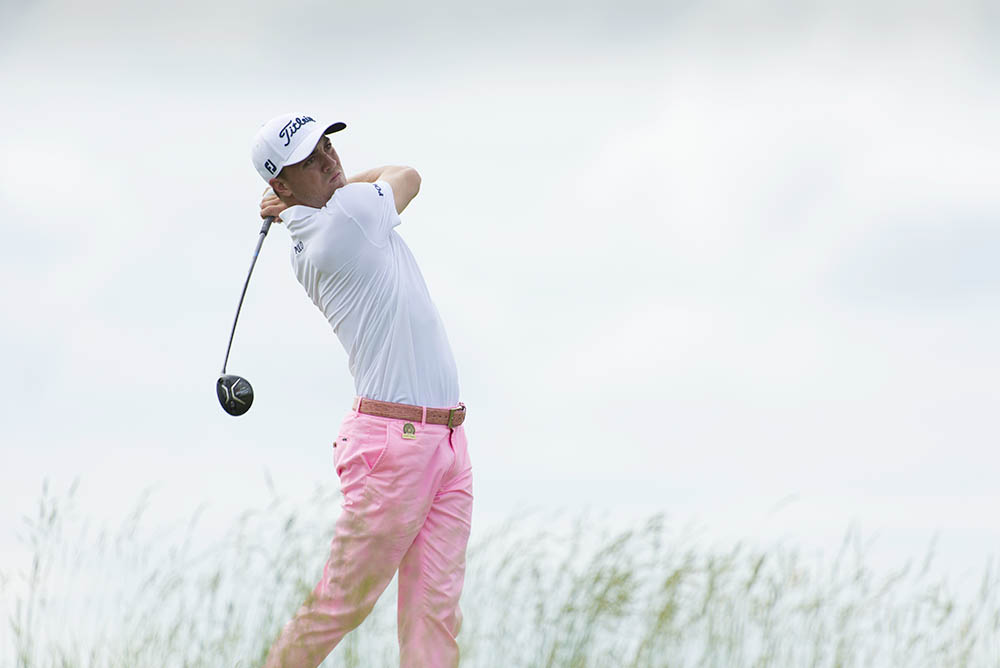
<box><xmin>1</xmin><ymin>0</ymin><xmax>998</xmax><ymax>605</ymax></box>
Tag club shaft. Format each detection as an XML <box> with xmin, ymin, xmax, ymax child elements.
<box><xmin>221</xmin><ymin>217</ymin><xmax>274</xmax><ymax>374</ymax></box>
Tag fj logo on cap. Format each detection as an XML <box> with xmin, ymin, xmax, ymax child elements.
<box><xmin>279</xmin><ymin>116</ymin><xmax>315</xmax><ymax>147</ymax></box>
<box><xmin>264</xmin><ymin>159</ymin><xmax>277</xmax><ymax>174</ymax></box>
<box><xmin>402</xmin><ymin>423</ymin><xmax>416</xmax><ymax>439</ymax></box>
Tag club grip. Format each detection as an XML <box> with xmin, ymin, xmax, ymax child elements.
<box><xmin>260</xmin><ymin>216</ymin><xmax>275</xmax><ymax>235</ymax></box>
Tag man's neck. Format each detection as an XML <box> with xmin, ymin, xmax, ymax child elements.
<box><xmin>281</xmin><ymin>194</ymin><xmax>307</xmax><ymax>208</ymax></box>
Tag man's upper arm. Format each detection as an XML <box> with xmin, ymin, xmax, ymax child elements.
<box><xmin>333</xmin><ymin>181</ymin><xmax>400</xmax><ymax>246</ymax></box>
<box><xmin>381</xmin><ymin>167</ymin><xmax>421</xmax><ymax>214</ymax></box>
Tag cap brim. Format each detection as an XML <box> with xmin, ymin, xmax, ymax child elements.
<box><xmin>284</xmin><ymin>121</ymin><xmax>347</xmax><ymax>168</ymax></box>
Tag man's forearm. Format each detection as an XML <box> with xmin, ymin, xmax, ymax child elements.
<box><xmin>347</xmin><ymin>166</ymin><xmax>409</xmax><ymax>184</ymax></box>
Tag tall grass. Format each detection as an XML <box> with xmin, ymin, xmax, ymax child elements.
<box><xmin>2</xmin><ymin>479</ymin><xmax>998</xmax><ymax>667</ymax></box>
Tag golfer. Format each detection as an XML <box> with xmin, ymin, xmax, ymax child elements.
<box><xmin>250</xmin><ymin>113</ymin><xmax>473</xmax><ymax>668</ymax></box>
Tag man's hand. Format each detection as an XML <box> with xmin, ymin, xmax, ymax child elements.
<box><xmin>260</xmin><ymin>187</ymin><xmax>289</xmax><ymax>222</ymax></box>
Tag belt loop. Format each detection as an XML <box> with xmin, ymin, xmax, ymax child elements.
<box><xmin>420</xmin><ymin>405</ymin><xmax>427</xmax><ymax>425</ymax></box>
<box><xmin>354</xmin><ymin>397</ymin><xmax>363</xmax><ymax>417</ymax></box>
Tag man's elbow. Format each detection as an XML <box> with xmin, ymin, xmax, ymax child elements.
<box><xmin>406</xmin><ymin>167</ymin><xmax>421</xmax><ymax>196</ymax></box>
<box><xmin>403</xmin><ymin>167</ymin><xmax>421</xmax><ymax>207</ymax></box>
<box><xmin>394</xmin><ymin>167</ymin><xmax>421</xmax><ymax>214</ymax></box>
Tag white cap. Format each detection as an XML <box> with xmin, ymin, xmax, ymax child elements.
<box><xmin>251</xmin><ymin>113</ymin><xmax>346</xmax><ymax>182</ymax></box>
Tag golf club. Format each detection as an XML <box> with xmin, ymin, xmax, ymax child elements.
<box><xmin>217</xmin><ymin>216</ymin><xmax>274</xmax><ymax>416</ymax></box>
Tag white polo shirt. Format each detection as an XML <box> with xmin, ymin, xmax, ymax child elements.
<box><xmin>280</xmin><ymin>180</ymin><xmax>460</xmax><ymax>408</ymax></box>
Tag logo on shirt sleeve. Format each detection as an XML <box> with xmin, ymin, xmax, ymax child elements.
<box><xmin>294</xmin><ymin>241</ymin><xmax>304</xmax><ymax>254</ymax></box>
<box><xmin>373</xmin><ymin>184</ymin><xmax>384</xmax><ymax>197</ymax></box>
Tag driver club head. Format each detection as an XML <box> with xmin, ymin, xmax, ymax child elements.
<box><xmin>217</xmin><ymin>374</ymin><xmax>254</xmax><ymax>416</ymax></box>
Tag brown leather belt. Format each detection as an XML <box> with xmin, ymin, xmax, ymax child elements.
<box><xmin>352</xmin><ymin>397</ymin><xmax>467</xmax><ymax>428</ymax></box>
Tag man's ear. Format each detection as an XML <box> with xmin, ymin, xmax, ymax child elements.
<box><xmin>269</xmin><ymin>175</ymin><xmax>292</xmax><ymax>199</ymax></box>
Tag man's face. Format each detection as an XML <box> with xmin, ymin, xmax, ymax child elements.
<box><xmin>272</xmin><ymin>136</ymin><xmax>345</xmax><ymax>208</ymax></box>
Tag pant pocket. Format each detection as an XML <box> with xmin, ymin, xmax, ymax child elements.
<box><xmin>336</xmin><ymin>419</ymin><xmax>389</xmax><ymax>479</ymax></box>
<box><xmin>362</xmin><ymin>440</ymin><xmax>387</xmax><ymax>472</ymax></box>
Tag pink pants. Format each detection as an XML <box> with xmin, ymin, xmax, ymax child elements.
<box><xmin>263</xmin><ymin>403</ymin><xmax>474</xmax><ymax>668</ymax></box>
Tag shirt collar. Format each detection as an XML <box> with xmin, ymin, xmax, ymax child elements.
<box><xmin>280</xmin><ymin>184</ymin><xmax>349</xmax><ymax>235</ymax></box>
<box><xmin>280</xmin><ymin>204</ymin><xmax>318</xmax><ymax>237</ymax></box>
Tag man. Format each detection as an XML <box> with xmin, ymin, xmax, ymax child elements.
<box><xmin>249</xmin><ymin>112</ymin><xmax>473</xmax><ymax>668</ymax></box>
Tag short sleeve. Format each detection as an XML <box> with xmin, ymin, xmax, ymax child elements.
<box><xmin>332</xmin><ymin>180</ymin><xmax>402</xmax><ymax>246</ymax></box>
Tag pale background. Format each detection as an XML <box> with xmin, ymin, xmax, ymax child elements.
<box><xmin>1</xmin><ymin>0</ymin><xmax>998</xmax><ymax>602</ymax></box>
